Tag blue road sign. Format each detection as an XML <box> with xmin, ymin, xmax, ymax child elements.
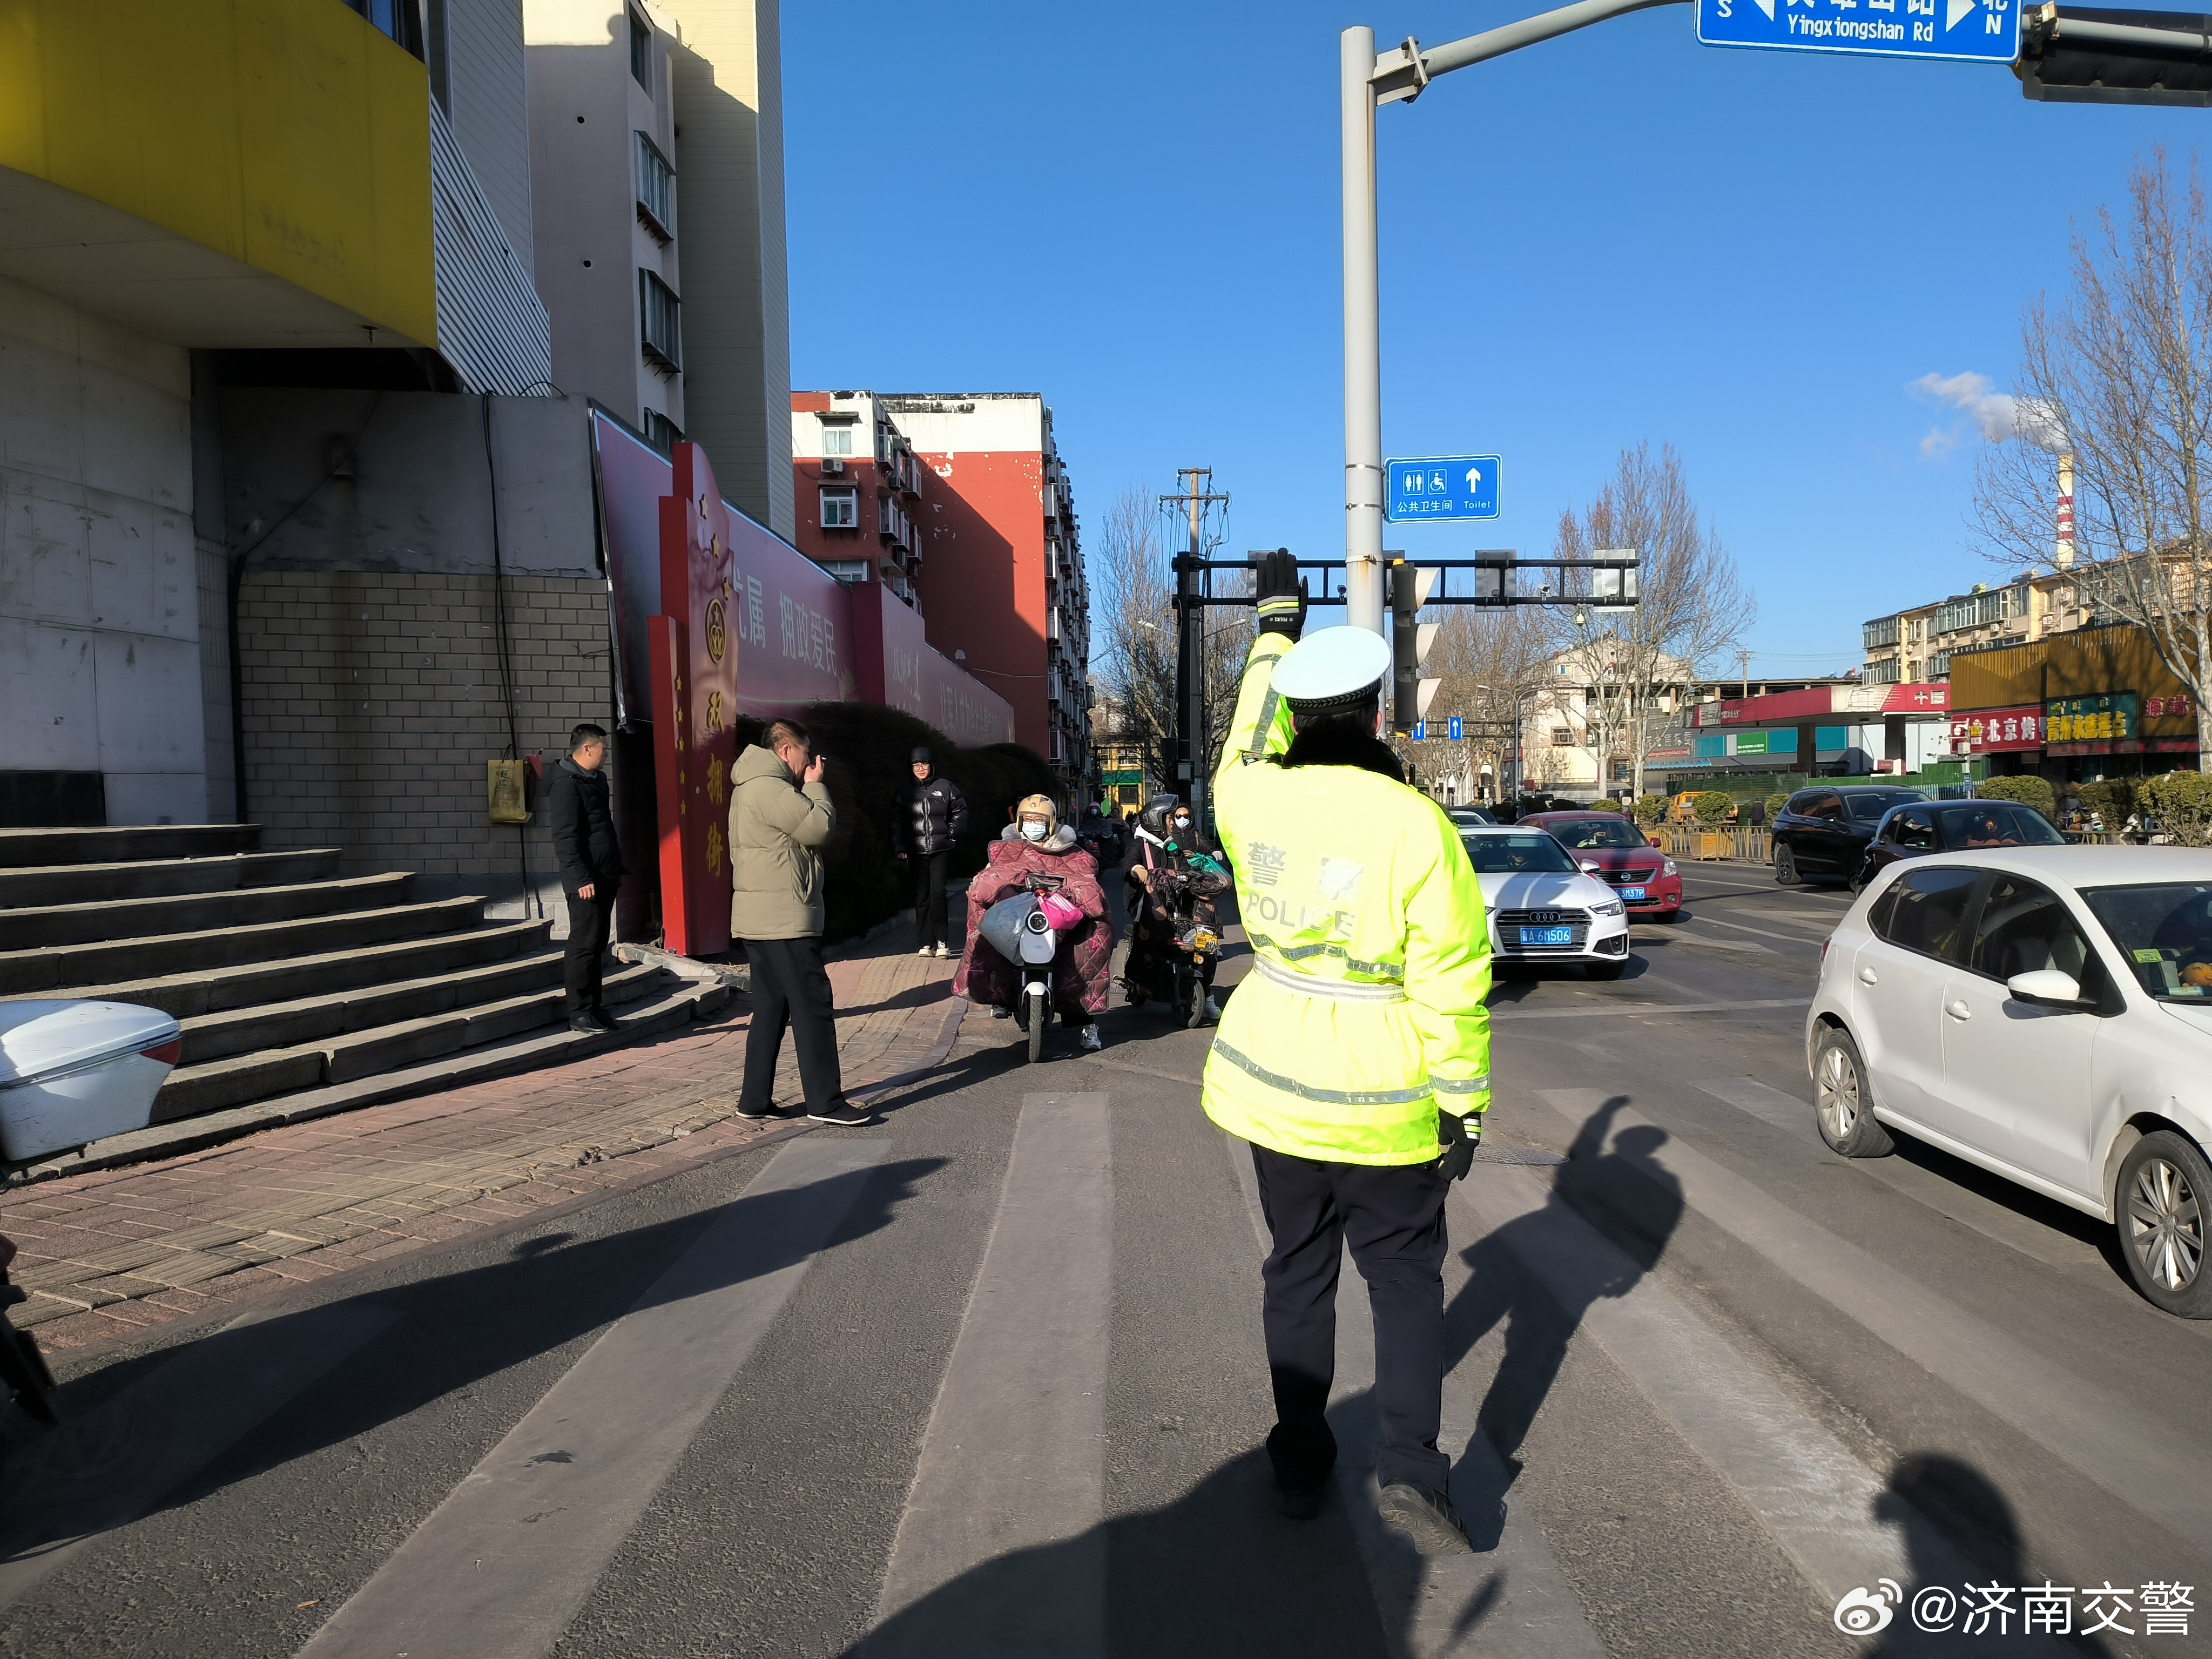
<box><xmin>1448</xmin><ymin>716</ymin><xmax>1464</xmax><ymax>742</ymax></box>
<box><xmin>1412</xmin><ymin>720</ymin><xmax>1428</xmax><ymax>741</ymax></box>
<box><xmin>1695</xmin><ymin>0</ymin><xmax>2018</xmax><ymax>63</ymax></box>
<box><xmin>1385</xmin><ymin>455</ymin><xmax>1500</xmax><ymax>523</ymax></box>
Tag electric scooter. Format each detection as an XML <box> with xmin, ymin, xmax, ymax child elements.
<box><xmin>976</xmin><ymin>889</ymin><xmax>1062</xmax><ymax>1063</ymax></box>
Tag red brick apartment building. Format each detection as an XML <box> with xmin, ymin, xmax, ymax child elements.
<box><xmin>791</xmin><ymin>391</ymin><xmax>1091</xmax><ymax>787</ymax></box>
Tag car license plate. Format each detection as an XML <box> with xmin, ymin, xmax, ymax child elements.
<box><xmin>1620</xmin><ymin>886</ymin><xmax>1646</xmax><ymax>901</ymax></box>
<box><xmin>1518</xmin><ymin>926</ymin><xmax>1573</xmax><ymax>947</ymax></box>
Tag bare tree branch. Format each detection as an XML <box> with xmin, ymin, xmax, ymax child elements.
<box><xmin>1974</xmin><ymin>146</ymin><xmax>2212</xmax><ymax>763</ymax></box>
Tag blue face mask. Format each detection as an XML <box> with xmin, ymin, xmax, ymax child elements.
<box><xmin>1021</xmin><ymin>821</ymin><xmax>1049</xmax><ymax>842</ymax></box>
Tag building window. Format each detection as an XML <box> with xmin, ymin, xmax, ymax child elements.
<box><xmin>349</xmin><ymin>0</ymin><xmax>426</xmax><ymax>57</ymax></box>
<box><xmin>643</xmin><ymin>409</ymin><xmax>683</xmax><ymax>455</ymax></box>
<box><xmin>1552</xmin><ymin>729</ymin><xmax>1574</xmax><ymax>747</ymax></box>
<box><xmin>639</xmin><ymin>271</ymin><xmax>680</xmax><ymax>371</ymax></box>
<box><xmin>820</xmin><ymin>487</ymin><xmax>859</xmax><ymax>529</ymax></box>
<box><xmin>822</xmin><ymin>426</ymin><xmax>853</xmax><ymax>456</ymax></box>
<box><xmin>1862</xmin><ymin>616</ymin><xmax>1899</xmax><ymax>650</ymax></box>
<box><xmin>635</xmin><ymin>133</ymin><xmax>676</xmax><ymax>238</ymax></box>
<box><xmin>629</xmin><ymin>8</ymin><xmax>652</xmax><ymax>87</ymax></box>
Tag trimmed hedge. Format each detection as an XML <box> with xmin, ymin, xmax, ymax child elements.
<box><xmin>1974</xmin><ymin>774</ymin><xmax>2056</xmax><ymax>819</ymax></box>
<box><xmin>1631</xmin><ymin>793</ymin><xmax>1667</xmax><ymax>825</ymax></box>
<box><xmin>727</xmin><ymin>704</ymin><xmax>1058</xmax><ymax>943</ymax></box>
<box><xmin>1691</xmin><ymin>789</ymin><xmax>1735</xmax><ymax>825</ymax></box>
<box><xmin>2143</xmin><ymin>770</ymin><xmax>2212</xmax><ymax>846</ymax></box>
<box><xmin>1766</xmin><ymin>792</ymin><xmax>1790</xmax><ymax>820</ymax></box>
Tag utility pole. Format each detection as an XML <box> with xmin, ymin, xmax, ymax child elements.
<box><xmin>1168</xmin><ymin>468</ymin><xmax>1230</xmax><ymax>825</ymax></box>
<box><xmin>1341</xmin><ymin>27</ymin><xmax>1385</xmax><ymax>636</ymax></box>
<box><xmin>1739</xmin><ymin>647</ymin><xmax>1750</xmax><ymax>701</ymax></box>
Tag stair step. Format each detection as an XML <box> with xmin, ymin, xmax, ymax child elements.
<box><xmin>2</xmin><ymin>919</ymin><xmax>552</xmax><ymax>1021</ymax></box>
<box><xmin>151</xmin><ymin>963</ymin><xmax>673</xmax><ymax>1121</ymax></box>
<box><xmin>178</xmin><ymin>950</ymin><xmax>569</xmax><ymax>1063</ymax></box>
<box><xmin>0</xmin><ymin>897</ymin><xmax>489</xmax><ymax>998</ymax></box>
<box><xmin>0</xmin><ymin>872</ymin><xmax>415</xmax><ymax>952</ymax></box>
<box><xmin>11</xmin><ymin>979</ymin><xmax>731</xmax><ymax>1185</ymax></box>
<box><xmin>0</xmin><ymin>824</ymin><xmax>261</xmax><ymax>869</ymax></box>
<box><xmin>0</xmin><ymin>848</ymin><xmax>341</xmax><ymax>912</ymax></box>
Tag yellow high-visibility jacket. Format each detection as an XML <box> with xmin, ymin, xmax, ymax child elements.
<box><xmin>1201</xmin><ymin>632</ymin><xmax>1493</xmax><ymax>1165</ymax></box>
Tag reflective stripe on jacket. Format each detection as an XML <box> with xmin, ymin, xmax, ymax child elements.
<box><xmin>1201</xmin><ymin>633</ymin><xmax>1493</xmax><ymax>1166</ymax></box>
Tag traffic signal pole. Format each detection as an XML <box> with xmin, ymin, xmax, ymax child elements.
<box><xmin>1340</xmin><ymin>0</ymin><xmax>1689</xmax><ymax>640</ymax></box>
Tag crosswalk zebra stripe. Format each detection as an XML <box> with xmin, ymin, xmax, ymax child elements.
<box><xmin>1534</xmin><ymin>1086</ymin><xmax>2212</xmax><ymax>1545</ymax></box>
<box><xmin>869</xmin><ymin>1092</ymin><xmax>1112</xmax><ymax>1654</ymax></box>
<box><xmin>294</xmin><ymin>1135</ymin><xmax>889</xmax><ymax>1659</ymax></box>
<box><xmin>1222</xmin><ymin>1129</ymin><xmax>1607</xmax><ymax>1658</ymax></box>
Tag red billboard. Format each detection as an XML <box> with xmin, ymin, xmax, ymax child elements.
<box><xmin>1950</xmin><ymin>706</ymin><xmax>2043</xmax><ymax>755</ymax></box>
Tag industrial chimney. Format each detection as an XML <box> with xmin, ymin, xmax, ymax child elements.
<box><xmin>2054</xmin><ymin>451</ymin><xmax>2075</xmax><ymax>570</ymax></box>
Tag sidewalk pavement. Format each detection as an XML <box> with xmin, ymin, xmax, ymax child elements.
<box><xmin>0</xmin><ymin>921</ymin><xmax>970</xmax><ymax>1359</ymax></box>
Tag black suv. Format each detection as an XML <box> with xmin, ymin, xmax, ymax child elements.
<box><xmin>1771</xmin><ymin>785</ymin><xmax>1928</xmax><ymax>886</ymax></box>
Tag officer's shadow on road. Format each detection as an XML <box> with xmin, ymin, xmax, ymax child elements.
<box><xmin>1443</xmin><ymin>1095</ymin><xmax>1685</xmax><ymax>1549</ymax></box>
<box><xmin>0</xmin><ymin>1153</ymin><xmax>946</xmax><ymax>1576</ymax></box>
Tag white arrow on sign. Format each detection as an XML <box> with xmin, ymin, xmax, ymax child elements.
<box><xmin>1945</xmin><ymin>0</ymin><xmax>1974</xmax><ymax>29</ymax></box>
<box><xmin>1754</xmin><ymin>0</ymin><xmax>1775</xmax><ymax>18</ymax></box>
<box><xmin>1465</xmin><ymin>466</ymin><xmax>1482</xmax><ymax>493</ymax></box>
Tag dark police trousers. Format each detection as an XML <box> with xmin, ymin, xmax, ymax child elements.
<box><xmin>1251</xmin><ymin>1143</ymin><xmax>1451</xmax><ymax>1495</ymax></box>
<box><xmin>563</xmin><ymin>888</ymin><xmax>616</xmax><ymax>1018</ymax></box>
<box><xmin>910</xmin><ymin>850</ymin><xmax>950</xmax><ymax>950</ymax></box>
<box><xmin>737</xmin><ymin>936</ymin><xmax>848</xmax><ymax>1116</ymax></box>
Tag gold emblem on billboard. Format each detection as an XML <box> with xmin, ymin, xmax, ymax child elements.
<box><xmin>705</xmin><ymin>598</ymin><xmax>727</xmax><ymax>665</ymax></box>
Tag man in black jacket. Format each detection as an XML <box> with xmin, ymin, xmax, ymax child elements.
<box><xmin>545</xmin><ymin>723</ymin><xmax>626</xmax><ymax>1032</ymax></box>
<box><xmin>892</xmin><ymin>746</ymin><xmax>968</xmax><ymax>958</ymax></box>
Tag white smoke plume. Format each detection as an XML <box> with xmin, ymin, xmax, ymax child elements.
<box><xmin>1911</xmin><ymin>372</ymin><xmax>2066</xmax><ymax>454</ymax></box>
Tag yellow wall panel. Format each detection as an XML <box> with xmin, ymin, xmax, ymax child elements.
<box><xmin>0</xmin><ymin>0</ymin><xmax>434</xmax><ymax>343</ymax></box>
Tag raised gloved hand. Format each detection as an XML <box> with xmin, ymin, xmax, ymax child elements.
<box><xmin>1253</xmin><ymin>547</ymin><xmax>1306</xmax><ymax>640</ymax></box>
<box><xmin>1434</xmin><ymin>1110</ymin><xmax>1480</xmax><ymax>1182</ymax></box>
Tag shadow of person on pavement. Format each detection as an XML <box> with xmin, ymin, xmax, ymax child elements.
<box><xmin>848</xmin><ymin>1446</ymin><xmax>1405</xmax><ymax>1659</ymax></box>
<box><xmin>0</xmin><ymin>1152</ymin><xmax>946</xmax><ymax>1563</ymax></box>
<box><xmin>1442</xmin><ymin>1096</ymin><xmax>1686</xmax><ymax>1548</ymax></box>
<box><xmin>1864</xmin><ymin>1453</ymin><xmax>2116</xmax><ymax>1657</ymax></box>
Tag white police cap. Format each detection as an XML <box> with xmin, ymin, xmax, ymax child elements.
<box><xmin>1273</xmin><ymin>626</ymin><xmax>1392</xmax><ymax>714</ymax></box>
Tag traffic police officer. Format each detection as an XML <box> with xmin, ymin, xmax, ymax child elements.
<box><xmin>1204</xmin><ymin>550</ymin><xmax>1492</xmax><ymax>1555</ymax></box>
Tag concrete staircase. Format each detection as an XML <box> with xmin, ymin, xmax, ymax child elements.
<box><xmin>0</xmin><ymin>826</ymin><xmax>726</xmax><ymax>1170</ymax></box>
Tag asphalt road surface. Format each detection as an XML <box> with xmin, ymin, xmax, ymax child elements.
<box><xmin>1</xmin><ymin>865</ymin><xmax>2203</xmax><ymax>1658</ymax></box>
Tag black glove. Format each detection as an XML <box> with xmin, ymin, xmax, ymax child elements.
<box><xmin>1253</xmin><ymin>548</ymin><xmax>1306</xmax><ymax>640</ymax></box>
<box><xmin>1434</xmin><ymin>1110</ymin><xmax>1480</xmax><ymax>1182</ymax></box>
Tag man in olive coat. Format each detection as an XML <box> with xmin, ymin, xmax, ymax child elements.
<box><xmin>729</xmin><ymin>718</ymin><xmax>870</xmax><ymax>1126</ymax></box>
<box><xmin>545</xmin><ymin>723</ymin><xmax>625</xmax><ymax>1033</ymax></box>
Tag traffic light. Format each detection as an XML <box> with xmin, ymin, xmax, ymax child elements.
<box><xmin>2019</xmin><ymin>4</ymin><xmax>2212</xmax><ymax>104</ymax></box>
<box><xmin>1389</xmin><ymin>561</ymin><xmax>1440</xmax><ymax>736</ymax></box>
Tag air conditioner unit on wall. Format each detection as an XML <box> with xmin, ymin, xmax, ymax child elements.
<box><xmin>821</xmin><ymin>456</ymin><xmax>845</xmax><ymax>475</ymax></box>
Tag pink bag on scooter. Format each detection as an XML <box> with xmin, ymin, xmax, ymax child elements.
<box><xmin>1037</xmin><ymin>892</ymin><xmax>1084</xmax><ymax>932</ymax></box>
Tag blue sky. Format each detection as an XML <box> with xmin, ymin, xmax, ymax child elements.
<box><xmin>783</xmin><ymin>2</ymin><xmax>2189</xmax><ymax>677</ymax></box>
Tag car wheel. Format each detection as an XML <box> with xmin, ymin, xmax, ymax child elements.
<box><xmin>1812</xmin><ymin>1026</ymin><xmax>1891</xmax><ymax>1157</ymax></box>
<box><xmin>1775</xmin><ymin>841</ymin><xmax>1802</xmax><ymax>887</ymax></box>
<box><xmin>1584</xmin><ymin>959</ymin><xmax>1626</xmax><ymax>981</ymax></box>
<box><xmin>2116</xmin><ymin>1131</ymin><xmax>2212</xmax><ymax>1317</ymax></box>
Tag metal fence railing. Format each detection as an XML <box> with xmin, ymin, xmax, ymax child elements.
<box><xmin>1647</xmin><ymin>825</ymin><xmax>1771</xmax><ymax>864</ymax></box>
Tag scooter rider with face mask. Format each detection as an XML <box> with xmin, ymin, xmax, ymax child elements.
<box><xmin>953</xmin><ymin>793</ymin><xmax>1114</xmax><ymax>1051</ymax></box>
<box><xmin>1122</xmin><ymin>795</ymin><xmax>1231</xmax><ymax>1021</ymax></box>
<box><xmin>1204</xmin><ymin>550</ymin><xmax>1493</xmax><ymax>1554</ymax></box>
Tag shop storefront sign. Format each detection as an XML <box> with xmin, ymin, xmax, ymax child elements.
<box><xmin>1950</xmin><ymin>705</ymin><xmax>2042</xmax><ymax>756</ymax></box>
<box><xmin>2046</xmin><ymin>693</ymin><xmax>2137</xmax><ymax>745</ymax></box>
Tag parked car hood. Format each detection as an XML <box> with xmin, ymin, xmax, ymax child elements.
<box><xmin>1475</xmin><ymin>872</ymin><xmax>1616</xmax><ymax>912</ymax></box>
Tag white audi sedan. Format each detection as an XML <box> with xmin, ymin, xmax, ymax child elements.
<box><xmin>1459</xmin><ymin>826</ymin><xmax>1633</xmax><ymax>979</ymax></box>
<box><xmin>1805</xmin><ymin>846</ymin><xmax>2212</xmax><ymax>1315</ymax></box>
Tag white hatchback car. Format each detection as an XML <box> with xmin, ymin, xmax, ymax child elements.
<box><xmin>1459</xmin><ymin>826</ymin><xmax>1633</xmax><ymax>979</ymax></box>
<box><xmin>1805</xmin><ymin>846</ymin><xmax>2212</xmax><ymax>1314</ymax></box>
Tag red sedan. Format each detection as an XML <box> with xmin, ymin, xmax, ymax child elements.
<box><xmin>1519</xmin><ymin>810</ymin><xmax>1682</xmax><ymax>920</ymax></box>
